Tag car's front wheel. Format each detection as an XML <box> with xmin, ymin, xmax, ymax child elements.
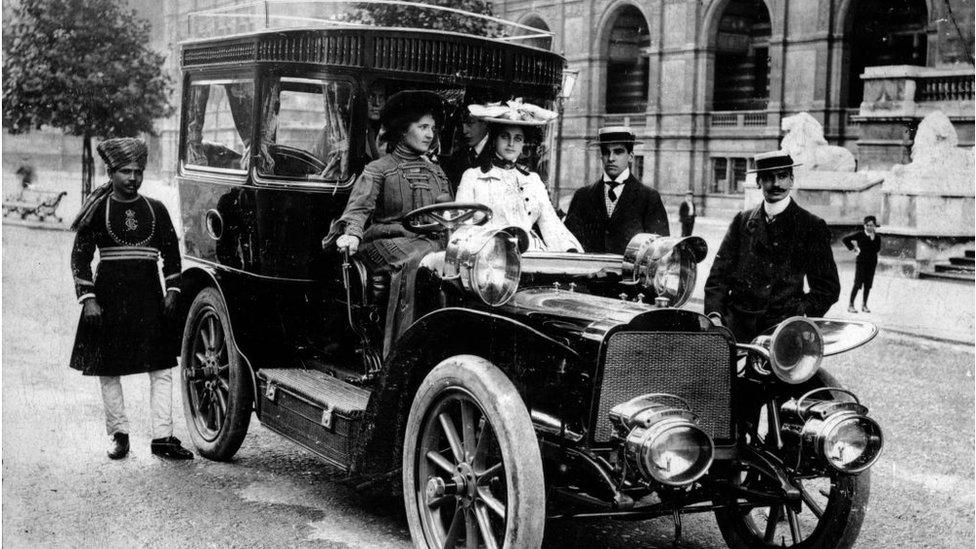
<box><xmin>180</xmin><ymin>287</ymin><xmax>253</xmax><ymax>461</ymax></box>
<box><xmin>714</xmin><ymin>371</ymin><xmax>871</xmax><ymax>549</ymax></box>
<box><xmin>403</xmin><ymin>355</ymin><xmax>545</xmax><ymax>549</ymax></box>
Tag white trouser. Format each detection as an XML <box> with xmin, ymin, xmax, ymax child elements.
<box><xmin>99</xmin><ymin>369</ymin><xmax>174</xmax><ymax>439</ymax></box>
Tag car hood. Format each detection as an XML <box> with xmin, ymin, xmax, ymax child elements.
<box><xmin>500</xmin><ymin>287</ymin><xmax>654</xmax><ymax>336</ymax></box>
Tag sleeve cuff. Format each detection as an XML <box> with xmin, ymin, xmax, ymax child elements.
<box><xmin>78</xmin><ymin>293</ymin><xmax>96</xmax><ymax>303</ymax></box>
<box><xmin>166</xmin><ymin>287</ymin><xmax>181</xmax><ymax>294</ymax></box>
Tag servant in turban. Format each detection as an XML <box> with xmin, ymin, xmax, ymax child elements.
<box><xmin>69</xmin><ymin>137</ymin><xmax>193</xmax><ymax>460</ymax></box>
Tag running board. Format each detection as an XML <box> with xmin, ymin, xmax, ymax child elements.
<box><xmin>257</xmin><ymin>368</ymin><xmax>371</xmax><ymax>469</ymax></box>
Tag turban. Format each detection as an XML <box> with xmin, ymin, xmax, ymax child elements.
<box><xmin>96</xmin><ymin>138</ymin><xmax>148</xmax><ymax>172</ymax></box>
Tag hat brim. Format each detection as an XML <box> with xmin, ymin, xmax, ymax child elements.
<box><xmin>587</xmin><ymin>139</ymin><xmax>644</xmax><ymax>148</ymax></box>
<box><xmin>479</xmin><ymin>116</ymin><xmax>553</xmax><ymax>127</ymax></box>
<box><xmin>746</xmin><ymin>161</ymin><xmax>803</xmax><ymax>174</ymax></box>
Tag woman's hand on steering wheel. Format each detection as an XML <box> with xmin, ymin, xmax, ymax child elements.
<box><xmin>400</xmin><ymin>202</ymin><xmax>493</xmax><ymax>236</ymax></box>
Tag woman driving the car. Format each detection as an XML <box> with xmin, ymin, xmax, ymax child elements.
<box><xmin>325</xmin><ymin>90</ymin><xmax>453</xmax><ymax>346</ymax></box>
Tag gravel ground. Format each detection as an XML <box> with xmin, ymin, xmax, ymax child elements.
<box><xmin>2</xmin><ymin>224</ymin><xmax>973</xmax><ymax>548</ymax></box>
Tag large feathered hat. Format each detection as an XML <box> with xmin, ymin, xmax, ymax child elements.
<box><xmin>467</xmin><ymin>99</ymin><xmax>558</xmax><ymax>126</ymax></box>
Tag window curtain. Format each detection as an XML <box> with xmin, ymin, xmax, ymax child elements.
<box><xmin>257</xmin><ymin>77</ymin><xmax>280</xmax><ymax>173</ymax></box>
<box><xmin>186</xmin><ymin>85</ymin><xmax>211</xmax><ymax>166</ymax></box>
<box><xmin>223</xmin><ymin>82</ymin><xmax>254</xmax><ymax>169</ymax></box>
<box><xmin>319</xmin><ymin>82</ymin><xmax>350</xmax><ymax>179</ymax></box>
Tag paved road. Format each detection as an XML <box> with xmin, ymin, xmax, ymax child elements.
<box><xmin>3</xmin><ymin>224</ymin><xmax>974</xmax><ymax>548</ymax></box>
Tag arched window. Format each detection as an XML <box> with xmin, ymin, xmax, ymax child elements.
<box><xmin>846</xmin><ymin>0</ymin><xmax>928</xmax><ymax>107</ymax></box>
<box><xmin>712</xmin><ymin>0</ymin><xmax>771</xmax><ymax>111</ymax></box>
<box><xmin>518</xmin><ymin>15</ymin><xmax>551</xmax><ymax>51</ymax></box>
<box><xmin>605</xmin><ymin>6</ymin><xmax>650</xmax><ymax>114</ymax></box>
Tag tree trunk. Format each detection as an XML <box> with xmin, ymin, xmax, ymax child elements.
<box><xmin>81</xmin><ymin>133</ymin><xmax>94</xmax><ymax>201</ymax></box>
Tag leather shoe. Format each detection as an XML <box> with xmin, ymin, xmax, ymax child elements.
<box><xmin>108</xmin><ymin>432</ymin><xmax>129</xmax><ymax>460</ymax></box>
<box><xmin>847</xmin><ymin>305</ymin><xmax>857</xmax><ymax>313</ymax></box>
<box><xmin>151</xmin><ymin>436</ymin><xmax>194</xmax><ymax>460</ymax></box>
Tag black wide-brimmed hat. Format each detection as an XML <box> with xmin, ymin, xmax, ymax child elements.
<box><xmin>379</xmin><ymin>90</ymin><xmax>444</xmax><ymax>127</ymax></box>
<box><xmin>747</xmin><ymin>150</ymin><xmax>803</xmax><ymax>174</ymax></box>
<box><xmin>588</xmin><ymin>126</ymin><xmax>644</xmax><ymax>148</ymax></box>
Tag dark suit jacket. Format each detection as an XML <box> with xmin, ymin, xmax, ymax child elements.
<box><xmin>704</xmin><ymin>200</ymin><xmax>840</xmax><ymax>341</ymax></box>
<box><xmin>679</xmin><ymin>201</ymin><xmax>696</xmax><ymax>223</ymax></box>
<box><xmin>841</xmin><ymin>230</ymin><xmax>881</xmax><ymax>267</ymax></box>
<box><xmin>564</xmin><ymin>175</ymin><xmax>670</xmax><ymax>254</ymax></box>
<box><xmin>441</xmin><ymin>146</ymin><xmax>486</xmax><ymax>193</ymax></box>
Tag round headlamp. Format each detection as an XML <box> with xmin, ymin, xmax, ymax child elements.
<box><xmin>621</xmin><ymin>234</ymin><xmax>707</xmax><ymax>307</ymax></box>
<box><xmin>444</xmin><ymin>225</ymin><xmax>526</xmax><ymax>306</ymax></box>
<box><xmin>781</xmin><ymin>388</ymin><xmax>885</xmax><ymax>475</ymax></box>
<box><xmin>768</xmin><ymin>317</ymin><xmax>824</xmax><ymax>384</ymax></box>
<box><xmin>818</xmin><ymin>413</ymin><xmax>884</xmax><ymax>473</ymax></box>
<box><xmin>610</xmin><ymin>394</ymin><xmax>714</xmax><ymax>486</ymax></box>
<box><xmin>630</xmin><ymin>418</ymin><xmax>714</xmax><ymax>485</ymax></box>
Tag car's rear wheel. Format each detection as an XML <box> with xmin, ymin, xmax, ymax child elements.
<box><xmin>180</xmin><ymin>287</ymin><xmax>253</xmax><ymax>461</ymax></box>
<box><xmin>403</xmin><ymin>355</ymin><xmax>545</xmax><ymax>549</ymax></box>
<box><xmin>714</xmin><ymin>371</ymin><xmax>871</xmax><ymax>549</ymax></box>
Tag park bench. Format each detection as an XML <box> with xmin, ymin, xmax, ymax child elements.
<box><xmin>2</xmin><ymin>188</ymin><xmax>67</xmax><ymax>223</ymax></box>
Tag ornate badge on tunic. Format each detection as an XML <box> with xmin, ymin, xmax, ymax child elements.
<box><xmin>124</xmin><ymin>209</ymin><xmax>138</xmax><ymax>231</ymax></box>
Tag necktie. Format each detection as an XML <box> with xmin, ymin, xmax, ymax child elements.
<box><xmin>607</xmin><ymin>181</ymin><xmax>620</xmax><ymax>202</ymax></box>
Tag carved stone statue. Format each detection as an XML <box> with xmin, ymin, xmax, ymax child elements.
<box><xmin>780</xmin><ymin>112</ymin><xmax>857</xmax><ymax>172</ymax></box>
<box><xmin>886</xmin><ymin>111</ymin><xmax>975</xmax><ymax>194</ymax></box>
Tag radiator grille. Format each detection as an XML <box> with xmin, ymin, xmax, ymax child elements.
<box><xmin>594</xmin><ymin>331</ymin><xmax>733</xmax><ymax>442</ymax></box>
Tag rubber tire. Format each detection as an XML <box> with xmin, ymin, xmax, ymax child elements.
<box><xmin>180</xmin><ymin>286</ymin><xmax>253</xmax><ymax>461</ymax></box>
<box><xmin>714</xmin><ymin>371</ymin><xmax>872</xmax><ymax>549</ymax></box>
<box><xmin>402</xmin><ymin>355</ymin><xmax>546</xmax><ymax>549</ymax></box>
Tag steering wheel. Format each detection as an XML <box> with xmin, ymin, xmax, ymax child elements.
<box><xmin>401</xmin><ymin>202</ymin><xmax>493</xmax><ymax>236</ymax></box>
<box><xmin>268</xmin><ymin>144</ymin><xmax>327</xmax><ymax>176</ymax></box>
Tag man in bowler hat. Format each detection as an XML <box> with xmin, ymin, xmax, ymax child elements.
<box><xmin>564</xmin><ymin>127</ymin><xmax>669</xmax><ymax>254</ymax></box>
<box><xmin>704</xmin><ymin>150</ymin><xmax>840</xmax><ymax>341</ymax></box>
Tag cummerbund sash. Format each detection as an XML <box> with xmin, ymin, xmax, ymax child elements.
<box><xmin>100</xmin><ymin>246</ymin><xmax>160</xmax><ymax>261</ymax></box>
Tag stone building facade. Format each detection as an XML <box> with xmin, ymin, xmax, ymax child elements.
<box><xmin>492</xmin><ymin>0</ymin><xmax>975</xmax><ymax>217</ymax></box>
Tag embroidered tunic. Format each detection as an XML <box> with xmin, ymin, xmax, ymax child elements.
<box><xmin>70</xmin><ymin>194</ymin><xmax>182</xmax><ymax>376</ymax></box>
<box><xmin>456</xmin><ymin>165</ymin><xmax>583</xmax><ymax>252</ymax></box>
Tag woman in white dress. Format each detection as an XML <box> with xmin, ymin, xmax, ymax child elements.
<box><xmin>456</xmin><ymin>100</ymin><xmax>583</xmax><ymax>252</ymax></box>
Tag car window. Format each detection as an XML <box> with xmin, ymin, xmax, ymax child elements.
<box><xmin>256</xmin><ymin>76</ymin><xmax>353</xmax><ymax>182</ymax></box>
<box><xmin>184</xmin><ymin>78</ymin><xmax>253</xmax><ymax>171</ymax></box>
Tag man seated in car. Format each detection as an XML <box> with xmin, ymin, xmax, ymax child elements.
<box><xmin>323</xmin><ymin>90</ymin><xmax>453</xmax><ymax>352</ymax></box>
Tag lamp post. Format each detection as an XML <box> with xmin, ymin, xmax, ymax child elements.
<box><xmin>554</xmin><ymin>68</ymin><xmax>579</xmax><ymax>208</ymax></box>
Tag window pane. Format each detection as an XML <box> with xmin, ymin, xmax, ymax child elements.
<box><xmin>258</xmin><ymin>77</ymin><xmax>352</xmax><ymax>181</ymax></box>
<box><xmin>731</xmin><ymin>157</ymin><xmax>747</xmax><ymax>193</ymax></box>
<box><xmin>711</xmin><ymin>158</ymin><xmax>728</xmax><ymax>193</ymax></box>
<box><xmin>185</xmin><ymin>79</ymin><xmax>253</xmax><ymax>170</ymax></box>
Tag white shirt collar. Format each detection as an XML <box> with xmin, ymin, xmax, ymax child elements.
<box><xmin>473</xmin><ymin>134</ymin><xmax>488</xmax><ymax>155</ymax></box>
<box><xmin>763</xmin><ymin>195</ymin><xmax>792</xmax><ymax>219</ymax></box>
<box><xmin>602</xmin><ymin>168</ymin><xmax>630</xmax><ymax>184</ymax></box>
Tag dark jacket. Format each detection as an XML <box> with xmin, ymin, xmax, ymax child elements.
<box><xmin>704</xmin><ymin>200</ymin><xmax>840</xmax><ymax>342</ymax></box>
<box><xmin>441</xmin><ymin>145</ymin><xmax>485</xmax><ymax>193</ymax></box>
<box><xmin>679</xmin><ymin>200</ymin><xmax>696</xmax><ymax>223</ymax></box>
<box><xmin>841</xmin><ymin>230</ymin><xmax>881</xmax><ymax>267</ymax></box>
<box><xmin>564</xmin><ymin>175</ymin><xmax>670</xmax><ymax>254</ymax></box>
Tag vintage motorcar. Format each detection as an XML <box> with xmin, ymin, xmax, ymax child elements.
<box><xmin>174</xmin><ymin>6</ymin><xmax>884</xmax><ymax>549</ymax></box>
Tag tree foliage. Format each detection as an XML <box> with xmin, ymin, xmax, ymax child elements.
<box><xmin>4</xmin><ymin>0</ymin><xmax>173</xmax><ymax>196</ymax></box>
<box><xmin>338</xmin><ymin>0</ymin><xmax>502</xmax><ymax>37</ymax></box>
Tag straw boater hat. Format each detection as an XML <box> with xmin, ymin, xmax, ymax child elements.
<box><xmin>467</xmin><ymin>99</ymin><xmax>558</xmax><ymax>126</ymax></box>
<box><xmin>747</xmin><ymin>150</ymin><xmax>803</xmax><ymax>174</ymax></box>
<box><xmin>588</xmin><ymin>126</ymin><xmax>644</xmax><ymax>148</ymax></box>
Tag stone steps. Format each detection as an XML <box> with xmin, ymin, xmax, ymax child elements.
<box><xmin>919</xmin><ymin>249</ymin><xmax>976</xmax><ymax>282</ymax></box>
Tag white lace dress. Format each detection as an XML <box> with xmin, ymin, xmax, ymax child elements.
<box><xmin>456</xmin><ymin>166</ymin><xmax>584</xmax><ymax>252</ymax></box>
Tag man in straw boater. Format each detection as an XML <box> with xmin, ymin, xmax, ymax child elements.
<box><xmin>69</xmin><ymin>138</ymin><xmax>193</xmax><ymax>460</ymax></box>
<box><xmin>704</xmin><ymin>150</ymin><xmax>840</xmax><ymax>342</ymax></box>
<box><xmin>564</xmin><ymin>126</ymin><xmax>669</xmax><ymax>254</ymax></box>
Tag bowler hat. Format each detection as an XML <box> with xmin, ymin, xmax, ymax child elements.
<box><xmin>588</xmin><ymin>126</ymin><xmax>643</xmax><ymax>148</ymax></box>
<box><xmin>747</xmin><ymin>150</ymin><xmax>802</xmax><ymax>174</ymax></box>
